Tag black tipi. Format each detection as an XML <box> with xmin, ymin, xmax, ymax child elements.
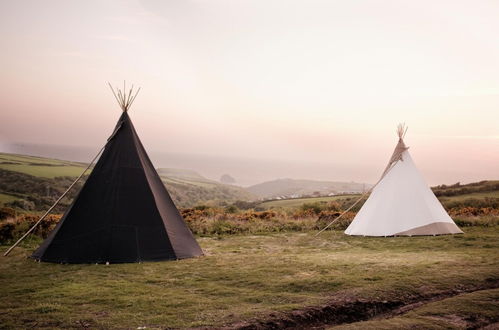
<box><xmin>31</xmin><ymin>85</ymin><xmax>203</xmax><ymax>263</ymax></box>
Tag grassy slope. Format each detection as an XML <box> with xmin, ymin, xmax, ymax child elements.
<box><xmin>258</xmin><ymin>194</ymin><xmax>361</xmax><ymax>209</ymax></box>
<box><xmin>247</xmin><ymin>178</ymin><xmax>367</xmax><ymax>198</ymax></box>
<box><xmin>0</xmin><ymin>193</ymin><xmax>21</xmax><ymax>204</ymax></box>
<box><xmin>439</xmin><ymin>191</ymin><xmax>499</xmax><ymax>201</ymax></box>
<box><xmin>0</xmin><ymin>153</ymin><xmax>86</xmax><ymax>178</ymax></box>
<box><xmin>258</xmin><ymin>187</ymin><xmax>499</xmax><ymax>211</ymax></box>
<box><xmin>158</xmin><ymin>169</ymin><xmax>256</xmax><ymax>208</ymax></box>
<box><xmin>0</xmin><ymin>153</ymin><xmax>255</xmax><ymax>209</ymax></box>
<box><xmin>1</xmin><ymin>227</ymin><xmax>498</xmax><ymax>328</ymax></box>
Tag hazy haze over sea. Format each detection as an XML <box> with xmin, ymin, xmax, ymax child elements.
<box><xmin>2</xmin><ymin>141</ymin><xmax>495</xmax><ymax>187</ymax></box>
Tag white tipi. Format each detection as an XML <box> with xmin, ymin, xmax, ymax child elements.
<box><xmin>345</xmin><ymin>124</ymin><xmax>463</xmax><ymax>236</ymax></box>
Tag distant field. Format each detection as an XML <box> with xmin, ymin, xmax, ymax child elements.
<box><xmin>441</xmin><ymin>191</ymin><xmax>499</xmax><ymax>201</ymax></box>
<box><xmin>258</xmin><ymin>189</ymin><xmax>499</xmax><ymax>211</ymax></box>
<box><xmin>0</xmin><ymin>193</ymin><xmax>21</xmax><ymax>204</ymax></box>
<box><xmin>0</xmin><ymin>153</ymin><xmax>86</xmax><ymax>178</ymax></box>
<box><xmin>1</xmin><ymin>227</ymin><xmax>498</xmax><ymax>328</ymax></box>
<box><xmin>258</xmin><ymin>194</ymin><xmax>362</xmax><ymax>209</ymax></box>
<box><xmin>160</xmin><ymin>176</ymin><xmax>218</xmax><ymax>189</ymax></box>
<box><xmin>0</xmin><ymin>153</ymin><xmax>256</xmax><ymax>209</ymax></box>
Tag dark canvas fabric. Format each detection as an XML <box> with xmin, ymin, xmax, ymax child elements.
<box><xmin>32</xmin><ymin>112</ymin><xmax>203</xmax><ymax>263</ymax></box>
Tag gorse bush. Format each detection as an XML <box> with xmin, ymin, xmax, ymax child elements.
<box><xmin>0</xmin><ymin>214</ymin><xmax>60</xmax><ymax>243</ymax></box>
<box><xmin>0</xmin><ymin>207</ymin><xmax>16</xmax><ymax>220</ymax></box>
<box><xmin>181</xmin><ymin>208</ymin><xmax>319</xmax><ymax>236</ymax></box>
<box><xmin>186</xmin><ymin>217</ymin><xmax>318</xmax><ymax>236</ymax></box>
<box><xmin>1</xmin><ymin>203</ymin><xmax>498</xmax><ymax>243</ymax></box>
<box><xmin>448</xmin><ymin>206</ymin><xmax>499</xmax><ymax>217</ymax></box>
<box><xmin>453</xmin><ymin>216</ymin><xmax>499</xmax><ymax>227</ymax></box>
<box><xmin>316</xmin><ymin>211</ymin><xmax>356</xmax><ymax>230</ymax></box>
<box><xmin>299</xmin><ymin>199</ymin><xmax>366</xmax><ymax>215</ymax></box>
<box><xmin>301</xmin><ymin>202</ymin><xmax>323</xmax><ymax>214</ymax></box>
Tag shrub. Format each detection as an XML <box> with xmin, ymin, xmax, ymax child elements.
<box><xmin>301</xmin><ymin>202</ymin><xmax>324</xmax><ymax>215</ymax></box>
<box><xmin>443</xmin><ymin>198</ymin><xmax>499</xmax><ymax>210</ymax></box>
<box><xmin>0</xmin><ymin>220</ymin><xmax>16</xmax><ymax>241</ymax></box>
<box><xmin>0</xmin><ymin>207</ymin><xmax>16</xmax><ymax>220</ymax></box>
<box><xmin>224</xmin><ymin>205</ymin><xmax>239</xmax><ymax>214</ymax></box>
<box><xmin>1</xmin><ymin>203</ymin><xmax>497</xmax><ymax>243</ymax></box>
<box><xmin>453</xmin><ymin>216</ymin><xmax>499</xmax><ymax>227</ymax></box>
<box><xmin>316</xmin><ymin>211</ymin><xmax>355</xmax><ymax>230</ymax></box>
<box><xmin>0</xmin><ymin>214</ymin><xmax>61</xmax><ymax>243</ymax></box>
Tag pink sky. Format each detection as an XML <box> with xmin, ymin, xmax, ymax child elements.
<box><xmin>0</xmin><ymin>0</ymin><xmax>498</xmax><ymax>185</ymax></box>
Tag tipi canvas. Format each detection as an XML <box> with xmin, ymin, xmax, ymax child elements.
<box><xmin>32</xmin><ymin>85</ymin><xmax>203</xmax><ymax>263</ymax></box>
<box><xmin>345</xmin><ymin>125</ymin><xmax>463</xmax><ymax>237</ymax></box>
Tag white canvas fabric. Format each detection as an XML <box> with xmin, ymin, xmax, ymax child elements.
<box><xmin>345</xmin><ymin>150</ymin><xmax>463</xmax><ymax>236</ymax></box>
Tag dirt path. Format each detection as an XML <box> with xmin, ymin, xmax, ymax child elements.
<box><xmin>211</xmin><ymin>278</ymin><xmax>499</xmax><ymax>330</ymax></box>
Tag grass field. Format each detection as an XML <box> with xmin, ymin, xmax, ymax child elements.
<box><xmin>0</xmin><ymin>193</ymin><xmax>21</xmax><ymax>205</ymax></box>
<box><xmin>1</xmin><ymin>227</ymin><xmax>498</xmax><ymax>329</ymax></box>
<box><xmin>0</xmin><ymin>152</ymin><xmax>254</xmax><ymax>208</ymax></box>
<box><xmin>0</xmin><ymin>153</ymin><xmax>86</xmax><ymax>178</ymax></box>
<box><xmin>258</xmin><ymin>194</ymin><xmax>361</xmax><ymax>209</ymax></box>
<box><xmin>161</xmin><ymin>175</ymin><xmax>218</xmax><ymax>189</ymax></box>
<box><xmin>258</xmin><ymin>190</ymin><xmax>499</xmax><ymax>211</ymax></box>
<box><xmin>440</xmin><ymin>191</ymin><xmax>499</xmax><ymax>201</ymax></box>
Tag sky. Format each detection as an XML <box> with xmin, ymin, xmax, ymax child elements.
<box><xmin>0</xmin><ymin>0</ymin><xmax>498</xmax><ymax>185</ymax></box>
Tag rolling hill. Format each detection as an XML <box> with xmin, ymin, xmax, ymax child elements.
<box><xmin>0</xmin><ymin>153</ymin><xmax>87</xmax><ymax>178</ymax></box>
<box><xmin>0</xmin><ymin>153</ymin><xmax>88</xmax><ymax>212</ymax></box>
<box><xmin>0</xmin><ymin>153</ymin><xmax>256</xmax><ymax>210</ymax></box>
<box><xmin>157</xmin><ymin>168</ymin><xmax>256</xmax><ymax>207</ymax></box>
<box><xmin>254</xmin><ymin>180</ymin><xmax>499</xmax><ymax>211</ymax></box>
<box><xmin>2</xmin><ymin>152</ymin><xmax>497</xmax><ymax>212</ymax></box>
<box><xmin>247</xmin><ymin>178</ymin><xmax>369</xmax><ymax>199</ymax></box>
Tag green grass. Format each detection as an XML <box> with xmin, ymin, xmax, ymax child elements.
<box><xmin>0</xmin><ymin>152</ymin><xmax>255</xmax><ymax>209</ymax></box>
<box><xmin>1</xmin><ymin>227</ymin><xmax>498</xmax><ymax>328</ymax></box>
<box><xmin>161</xmin><ymin>176</ymin><xmax>218</xmax><ymax>188</ymax></box>
<box><xmin>0</xmin><ymin>164</ymin><xmax>86</xmax><ymax>178</ymax></box>
<box><xmin>0</xmin><ymin>153</ymin><xmax>86</xmax><ymax>178</ymax></box>
<box><xmin>258</xmin><ymin>194</ymin><xmax>361</xmax><ymax>210</ymax></box>
<box><xmin>0</xmin><ymin>154</ymin><xmax>68</xmax><ymax>165</ymax></box>
<box><xmin>258</xmin><ymin>190</ymin><xmax>499</xmax><ymax>211</ymax></box>
<box><xmin>441</xmin><ymin>191</ymin><xmax>499</xmax><ymax>201</ymax></box>
<box><xmin>0</xmin><ymin>193</ymin><xmax>21</xmax><ymax>205</ymax></box>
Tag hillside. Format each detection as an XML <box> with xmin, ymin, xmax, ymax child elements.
<box><xmin>0</xmin><ymin>153</ymin><xmax>256</xmax><ymax>210</ymax></box>
<box><xmin>0</xmin><ymin>153</ymin><xmax>89</xmax><ymax>212</ymax></box>
<box><xmin>247</xmin><ymin>178</ymin><xmax>369</xmax><ymax>199</ymax></box>
<box><xmin>157</xmin><ymin>168</ymin><xmax>256</xmax><ymax>208</ymax></box>
<box><xmin>255</xmin><ymin>180</ymin><xmax>499</xmax><ymax>211</ymax></box>
<box><xmin>1</xmin><ymin>152</ymin><xmax>497</xmax><ymax>211</ymax></box>
<box><xmin>433</xmin><ymin>180</ymin><xmax>499</xmax><ymax>197</ymax></box>
<box><xmin>0</xmin><ymin>153</ymin><xmax>87</xmax><ymax>178</ymax></box>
